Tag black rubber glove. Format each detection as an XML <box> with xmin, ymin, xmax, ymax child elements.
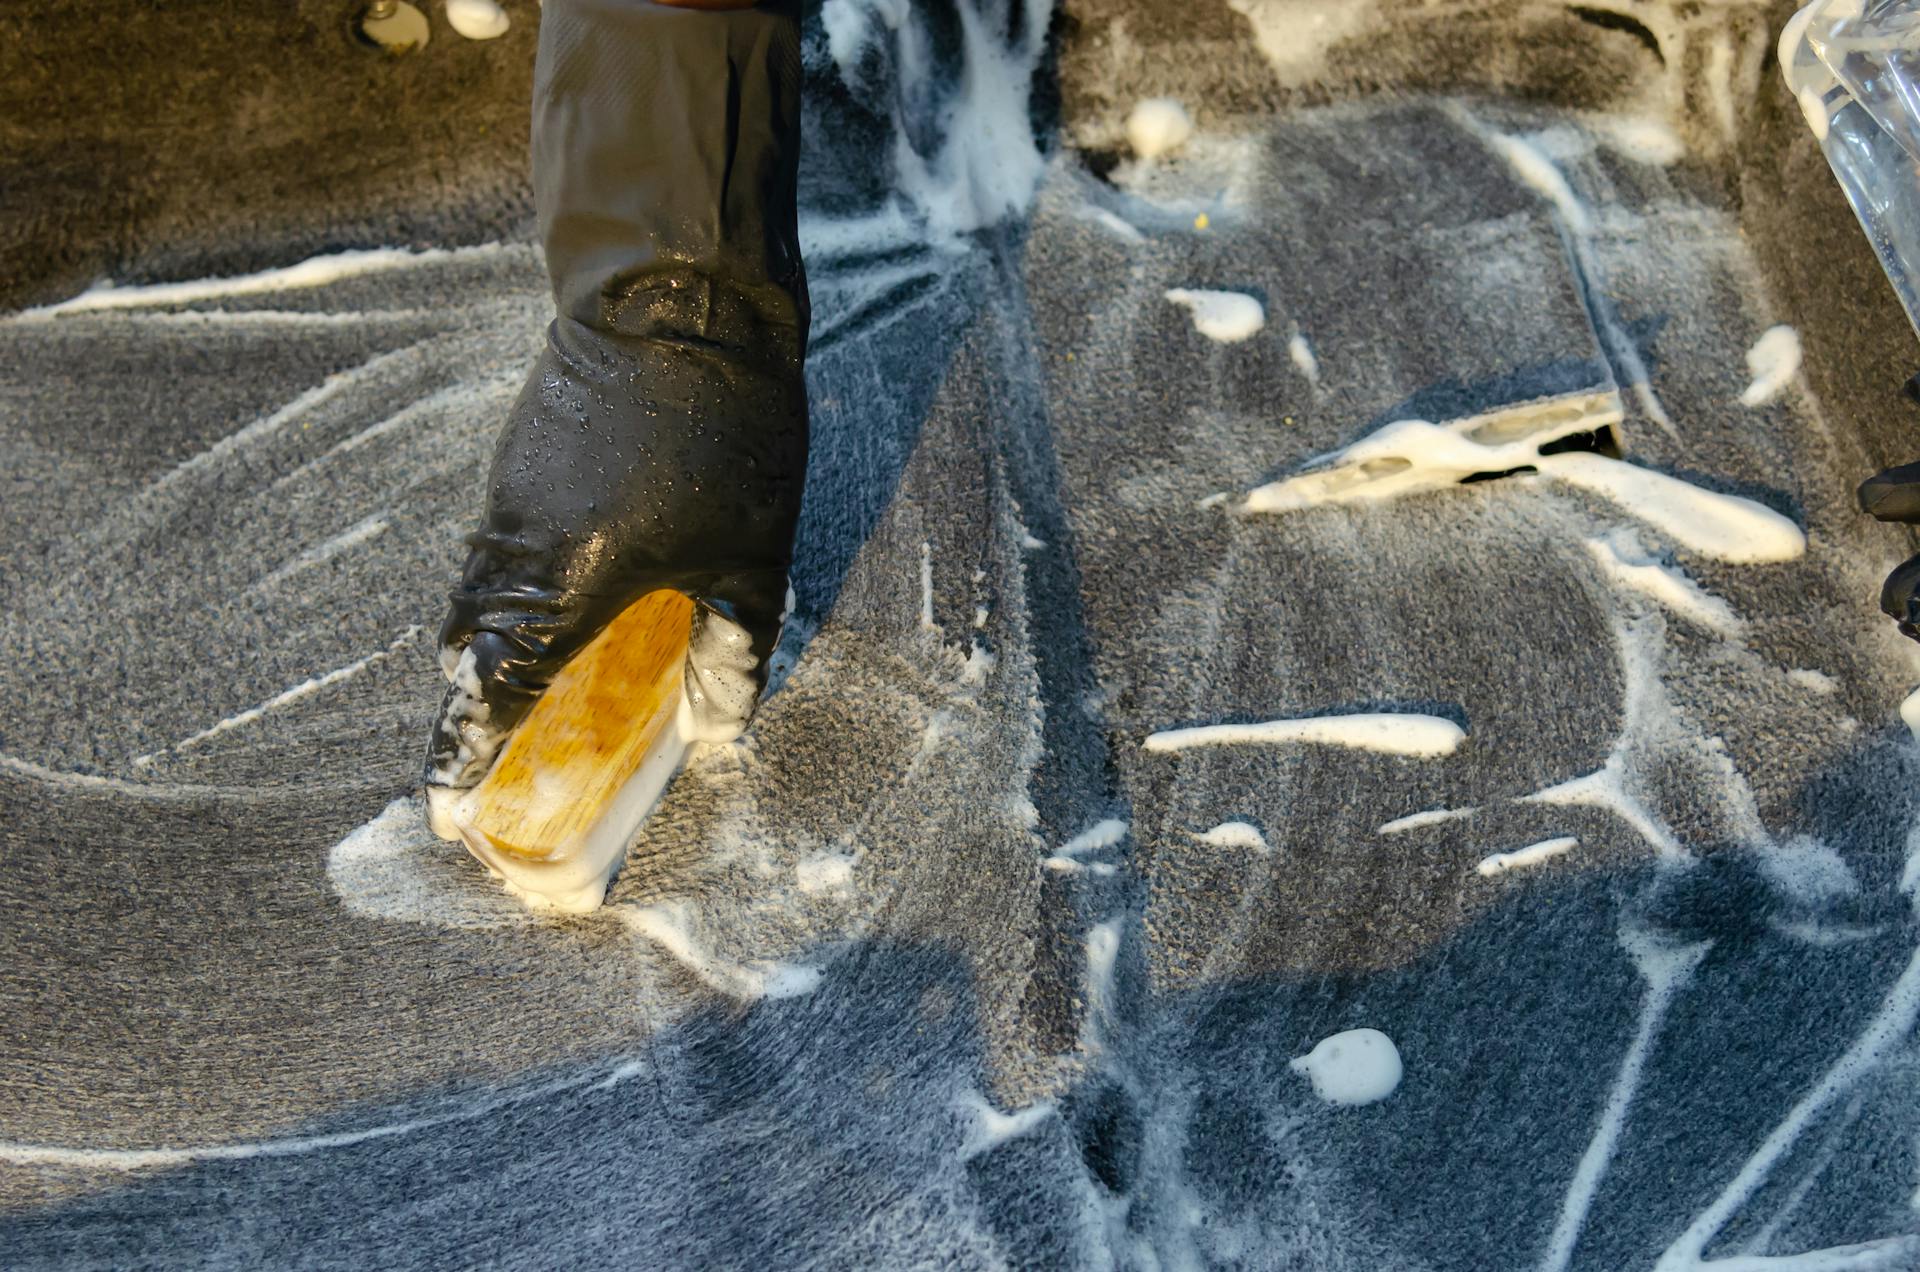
<box><xmin>1860</xmin><ymin>461</ymin><xmax>1920</xmax><ymax>640</ymax></box>
<box><xmin>426</xmin><ymin>0</ymin><xmax>808</xmax><ymax>801</ymax></box>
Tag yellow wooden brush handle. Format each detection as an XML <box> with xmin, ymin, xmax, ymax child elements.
<box><xmin>462</xmin><ymin>589</ymin><xmax>694</xmax><ymax>862</ymax></box>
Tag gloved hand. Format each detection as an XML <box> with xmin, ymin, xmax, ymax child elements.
<box><xmin>1859</xmin><ymin>461</ymin><xmax>1920</xmax><ymax>640</ymax></box>
<box><xmin>425</xmin><ymin>0</ymin><xmax>808</xmax><ymax>807</ymax></box>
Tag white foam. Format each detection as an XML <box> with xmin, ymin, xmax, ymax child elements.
<box><xmin>1193</xmin><ymin>821</ymin><xmax>1269</xmax><ymax>851</ymax></box>
<box><xmin>138</xmin><ymin>626</ymin><xmax>420</xmax><ymax>765</ymax></box>
<box><xmin>1544</xmin><ymin>929</ymin><xmax>1711</xmax><ymax>1272</ymax></box>
<box><xmin>1596</xmin><ymin>116</ymin><xmax>1687</xmax><ymax>165</ymax></box>
<box><xmin>1289</xmin><ymin>1029</ymin><xmax>1403</xmax><ymax>1106</ymax></box>
<box><xmin>821</xmin><ymin>0</ymin><xmax>908</xmax><ymax>77</ymax></box>
<box><xmin>1377</xmin><ymin>807</ymin><xmax>1478</xmax><ymax>835</ymax></box>
<box><xmin>919</xmin><ymin>540</ymin><xmax>936</xmax><ymax>629</ymax></box>
<box><xmin>1476</xmin><ymin>836</ymin><xmax>1578</xmax><ymax>877</ymax></box>
<box><xmin>142</xmin><ymin>345</ymin><xmax>419</xmax><ymax>499</ymax></box>
<box><xmin>1059</xmin><ymin>818</ymin><xmax>1128</xmax><ymax>857</ymax></box>
<box><xmin>1127</xmin><ymin>98</ymin><xmax>1194</xmax><ymax>159</ymax></box>
<box><xmin>831</xmin><ymin>0</ymin><xmax>1052</xmax><ymax>241</ymax></box>
<box><xmin>1902</xmin><ymin>688</ymin><xmax>1920</xmax><ymax>740</ymax></box>
<box><xmin>1144</xmin><ymin>712</ymin><xmax>1465</xmax><ymax>759</ymax></box>
<box><xmin>1527</xmin><ymin>759</ymin><xmax>1684</xmax><ymax>859</ymax></box>
<box><xmin>684</xmin><ymin>605</ymin><xmax>761</xmax><ymax>744</ymax></box>
<box><xmin>1586</xmin><ymin>530</ymin><xmax>1746</xmax><ymax>635</ymax></box>
<box><xmin>0</xmin><ymin>752</ymin><xmax>265</xmax><ymax>801</ymax></box>
<box><xmin>1654</xmin><ymin>939</ymin><xmax>1920</xmax><ymax>1270</ymax></box>
<box><xmin>958</xmin><ymin>642</ymin><xmax>997</xmax><ymax>687</ymax></box>
<box><xmin>1487</xmin><ymin>129</ymin><xmax>1592</xmax><ymax>236</ymax></box>
<box><xmin>617</xmin><ymin>903</ymin><xmax>821</xmax><ymax>1001</ymax></box>
<box><xmin>1473</xmin><ymin>121</ymin><xmax>1675</xmax><ymax>437</ymax></box>
<box><xmin>1245</xmin><ymin>417</ymin><xmax>1806</xmax><ymax>564</ymax></box>
<box><xmin>267</xmin><ymin>372</ymin><xmax>522</xmax><ymax>495</ymax></box>
<box><xmin>1739</xmin><ymin>325</ymin><xmax>1803</xmax><ymax>407</ymax></box>
<box><xmin>1288</xmin><ymin>332</ymin><xmax>1320</xmax><ymax>385</ymax></box>
<box><xmin>1082</xmin><ymin>919</ymin><xmax>1123</xmax><ymax>1050</ymax></box>
<box><xmin>1526</xmin><ymin>452</ymin><xmax>1805</xmax><ymax>564</ymax></box>
<box><xmin>1786</xmin><ymin>669</ymin><xmax>1840</xmax><ymax>695</ymax></box>
<box><xmin>444</xmin><ymin>0</ymin><xmax>508</xmax><ymax>40</ymax></box>
<box><xmin>253</xmin><ymin>514</ymin><xmax>390</xmax><ymax>592</ymax></box>
<box><xmin>957</xmin><ymin>1091</ymin><xmax>1055</xmax><ymax>1160</ymax></box>
<box><xmin>1165</xmin><ymin>288</ymin><xmax>1266</xmax><ymax>343</ymax></box>
<box><xmin>1021</xmin><ymin>532</ymin><xmax>1047</xmax><ymax>550</ymax></box>
<box><xmin>1756</xmin><ymin>837</ymin><xmax>1859</xmax><ymax>908</ymax></box>
<box><xmin>1227</xmin><ymin>0</ymin><xmax>1372</xmax><ymax>83</ymax></box>
<box><xmin>1079</xmin><ymin>204</ymin><xmax>1148</xmax><ymax>243</ymax></box>
<box><xmin>796</xmin><ymin>852</ymin><xmax>856</xmax><ymax>893</ymax></box>
<box><xmin>22</xmin><ymin>244</ymin><xmax>511</xmax><ymax>317</ymax></box>
<box><xmin>329</xmin><ymin>795</ymin><xmax>534</xmax><ymax>930</ymax></box>
<box><xmin>0</xmin><ymin>1065</ymin><xmax>621</xmax><ymax>1172</ymax></box>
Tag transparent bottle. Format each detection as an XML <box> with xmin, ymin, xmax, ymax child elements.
<box><xmin>1784</xmin><ymin>0</ymin><xmax>1920</xmax><ymax>340</ymax></box>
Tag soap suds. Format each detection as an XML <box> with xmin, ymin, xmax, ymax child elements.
<box><xmin>1486</xmin><ymin>129</ymin><xmax>1592</xmax><ymax>236</ymax></box>
<box><xmin>1145</xmin><ymin>712</ymin><xmax>1465</xmax><ymax>759</ymax></box>
<box><xmin>919</xmin><ymin>540</ymin><xmax>935</xmax><ymax>629</ymax></box>
<box><xmin>329</xmin><ymin>795</ymin><xmax>534</xmax><ymax>930</ymax></box>
<box><xmin>1078</xmin><ymin>204</ymin><xmax>1148</xmax><ymax>243</ymax></box>
<box><xmin>1288</xmin><ymin>331</ymin><xmax>1320</xmax><ymax>385</ymax></box>
<box><xmin>796</xmin><ymin>853</ymin><xmax>856</xmax><ymax>893</ymax></box>
<box><xmin>1165</xmin><ymin>288</ymin><xmax>1266</xmax><ymax>343</ymax></box>
<box><xmin>265</xmin><ymin>372</ymin><xmax>522</xmax><ymax>495</ymax></box>
<box><xmin>1377</xmin><ymin>807</ymin><xmax>1478</xmax><ymax>835</ymax></box>
<box><xmin>1738</xmin><ymin>325</ymin><xmax>1803</xmax><ymax>407</ymax></box>
<box><xmin>1472</xmin><ymin>121</ymin><xmax>1676</xmax><ymax>437</ymax></box>
<box><xmin>20</xmin><ymin>244</ymin><xmax>511</xmax><ymax>317</ymax></box>
<box><xmin>143</xmin><ymin>345</ymin><xmax>420</xmax><ymax>500</ymax></box>
<box><xmin>1082</xmin><ymin>919</ymin><xmax>1123</xmax><ymax>1050</ymax></box>
<box><xmin>1476</xmin><ymin>836</ymin><xmax>1577</xmax><ymax>877</ymax></box>
<box><xmin>1289</xmin><ymin>1029</ymin><xmax>1403</xmax><ymax>1106</ymax></box>
<box><xmin>957</xmin><ymin>1091</ymin><xmax>1055</xmax><ymax>1160</ymax></box>
<box><xmin>824</xmin><ymin>0</ymin><xmax>1053</xmax><ymax>241</ymax></box>
<box><xmin>1786</xmin><ymin>669</ymin><xmax>1840</xmax><ymax>695</ymax></box>
<box><xmin>1654</xmin><ymin>936</ymin><xmax>1920</xmax><ymax>1270</ymax></box>
<box><xmin>444</xmin><ymin>0</ymin><xmax>509</xmax><ymax>40</ymax></box>
<box><xmin>1545</xmin><ymin>928</ymin><xmax>1712</xmax><ymax>1272</ymax></box>
<box><xmin>1586</xmin><ymin>530</ymin><xmax>1745</xmax><ymax>635</ymax></box>
<box><xmin>0</xmin><ymin>1071</ymin><xmax>589</xmax><ymax>1171</ymax></box>
<box><xmin>138</xmin><ymin>626</ymin><xmax>420</xmax><ymax>765</ymax></box>
<box><xmin>1058</xmin><ymin>818</ymin><xmax>1128</xmax><ymax>857</ymax></box>
<box><xmin>1595</xmin><ymin>115</ymin><xmax>1687</xmax><ymax>165</ymax></box>
<box><xmin>1226</xmin><ymin>0</ymin><xmax>1373</xmax><ymax>84</ymax></box>
<box><xmin>253</xmin><ymin>514</ymin><xmax>390</xmax><ymax>592</ymax></box>
<box><xmin>617</xmin><ymin>904</ymin><xmax>821</xmax><ymax>1001</ymax></box>
<box><xmin>1126</xmin><ymin>98</ymin><xmax>1193</xmax><ymax>159</ymax></box>
<box><xmin>1246</xmin><ymin>415</ymin><xmax>1806</xmax><ymax>564</ymax></box>
<box><xmin>1193</xmin><ymin>821</ymin><xmax>1269</xmax><ymax>851</ymax></box>
<box><xmin>1903</xmin><ymin>689</ymin><xmax>1920</xmax><ymax>740</ymax></box>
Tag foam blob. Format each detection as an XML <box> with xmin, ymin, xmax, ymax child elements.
<box><xmin>1194</xmin><ymin>821</ymin><xmax>1269</xmax><ymax>851</ymax></box>
<box><xmin>1165</xmin><ymin>288</ymin><xmax>1266</xmax><ymax>343</ymax></box>
<box><xmin>445</xmin><ymin>0</ymin><xmax>509</xmax><ymax>40</ymax></box>
<box><xmin>1127</xmin><ymin>97</ymin><xmax>1194</xmax><ymax>158</ymax></box>
<box><xmin>1145</xmin><ymin>712</ymin><xmax>1464</xmax><ymax>758</ymax></box>
<box><xmin>1477</xmin><ymin>836</ymin><xmax>1578</xmax><ymax>877</ymax></box>
<box><xmin>1290</xmin><ymin>1029</ymin><xmax>1403</xmax><ymax>1106</ymax></box>
<box><xmin>1739</xmin><ymin>325</ymin><xmax>1802</xmax><ymax>407</ymax></box>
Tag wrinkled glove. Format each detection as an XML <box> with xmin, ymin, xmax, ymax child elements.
<box><xmin>426</xmin><ymin>0</ymin><xmax>808</xmax><ymax>805</ymax></box>
<box><xmin>1859</xmin><ymin>461</ymin><xmax>1920</xmax><ymax>640</ymax></box>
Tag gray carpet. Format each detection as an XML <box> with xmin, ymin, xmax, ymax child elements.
<box><xmin>5</xmin><ymin>1</ymin><xmax>1920</xmax><ymax>1268</ymax></box>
